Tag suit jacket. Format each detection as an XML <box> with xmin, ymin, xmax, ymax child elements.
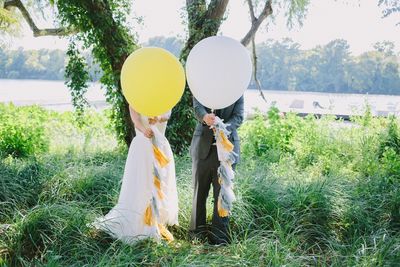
<box><xmin>190</xmin><ymin>96</ymin><xmax>244</xmax><ymax>163</ymax></box>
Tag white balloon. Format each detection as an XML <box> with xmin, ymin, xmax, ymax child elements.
<box><xmin>186</xmin><ymin>36</ymin><xmax>252</xmax><ymax>109</ymax></box>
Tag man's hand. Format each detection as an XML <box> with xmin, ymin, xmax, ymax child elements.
<box><xmin>203</xmin><ymin>113</ymin><xmax>216</xmax><ymax>126</ymax></box>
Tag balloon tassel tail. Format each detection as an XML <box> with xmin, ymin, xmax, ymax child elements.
<box><xmin>153</xmin><ymin>145</ymin><xmax>170</xmax><ymax>167</ymax></box>
<box><xmin>220</xmin><ymin>131</ymin><xmax>234</xmax><ymax>152</ymax></box>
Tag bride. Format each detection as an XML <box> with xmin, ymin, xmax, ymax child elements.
<box><xmin>93</xmin><ymin>107</ymin><xmax>179</xmax><ymax>243</ymax></box>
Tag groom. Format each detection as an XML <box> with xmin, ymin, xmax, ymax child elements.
<box><xmin>189</xmin><ymin>95</ymin><xmax>244</xmax><ymax>245</ymax></box>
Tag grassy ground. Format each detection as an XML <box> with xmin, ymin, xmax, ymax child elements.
<box><xmin>0</xmin><ymin>104</ymin><xmax>399</xmax><ymax>266</ymax></box>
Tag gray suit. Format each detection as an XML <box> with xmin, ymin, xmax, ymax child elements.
<box><xmin>189</xmin><ymin>96</ymin><xmax>244</xmax><ymax>243</ymax></box>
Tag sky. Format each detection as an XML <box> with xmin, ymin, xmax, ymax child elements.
<box><xmin>10</xmin><ymin>0</ymin><xmax>400</xmax><ymax>55</ymax></box>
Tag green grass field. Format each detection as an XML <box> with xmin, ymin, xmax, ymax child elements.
<box><xmin>1</xmin><ymin>104</ymin><xmax>399</xmax><ymax>266</ymax></box>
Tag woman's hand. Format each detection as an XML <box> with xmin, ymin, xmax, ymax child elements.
<box><xmin>148</xmin><ymin>117</ymin><xmax>158</xmax><ymax>125</ymax></box>
<box><xmin>143</xmin><ymin>128</ymin><xmax>154</xmax><ymax>138</ymax></box>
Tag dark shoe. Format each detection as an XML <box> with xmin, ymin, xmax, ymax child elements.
<box><xmin>188</xmin><ymin>226</ymin><xmax>209</xmax><ymax>242</ymax></box>
<box><xmin>208</xmin><ymin>225</ymin><xmax>231</xmax><ymax>246</ymax></box>
<box><xmin>208</xmin><ymin>230</ymin><xmax>231</xmax><ymax>246</ymax></box>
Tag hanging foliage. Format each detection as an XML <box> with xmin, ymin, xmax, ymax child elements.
<box><xmin>53</xmin><ymin>0</ymin><xmax>138</xmax><ymax>145</ymax></box>
<box><xmin>65</xmin><ymin>40</ymin><xmax>89</xmax><ymax>122</ymax></box>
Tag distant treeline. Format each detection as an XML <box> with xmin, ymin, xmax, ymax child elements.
<box><xmin>0</xmin><ymin>47</ymin><xmax>102</xmax><ymax>81</ymax></box>
<box><xmin>254</xmin><ymin>39</ymin><xmax>400</xmax><ymax>95</ymax></box>
<box><xmin>1</xmin><ymin>37</ymin><xmax>399</xmax><ymax>95</ymax></box>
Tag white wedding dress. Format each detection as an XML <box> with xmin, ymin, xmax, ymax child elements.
<box><xmin>93</xmin><ymin>114</ymin><xmax>179</xmax><ymax>243</ymax></box>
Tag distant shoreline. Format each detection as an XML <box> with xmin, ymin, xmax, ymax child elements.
<box><xmin>1</xmin><ymin>78</ymin><xmax>399</xmax><ymax>98</ymax></box>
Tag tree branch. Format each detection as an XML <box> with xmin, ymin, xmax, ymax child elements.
<box><xmin>247</xmin><ymin>0</ymin><xmax>256</xmax><ymax>23</ymax></box>
<box><xmin>4</xmin><ymin>0</ymin><xmax>75</xmax><ymax>37</ymax></box>
<box><xmin>241</xmin><ymin>0</ymin><xmax>272</xmax><ymax>47</ymax></box>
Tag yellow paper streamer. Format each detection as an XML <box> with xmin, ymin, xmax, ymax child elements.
<box><xmin>153</xmin><ymin>145</ymin><xmax>170</xmax><ymax>167</ymax></box>
<box><xmin>218</xmin><ymin>198</ymin><xmax>229</xmax><ymax>217</ymax></box>
<box><xmin>144</xmin><ymin>204</ymin><xmax>155</xmax><ymax>226</ymax></box>
<box><xmin>158</xmin><ymin>224</ymin><xmax>174</xmax><ymax>242</ymax></box>
<box><xmin>220</xmin><ymin>131</ymin><xmax>234</xmax><ymax>152</ymax></box>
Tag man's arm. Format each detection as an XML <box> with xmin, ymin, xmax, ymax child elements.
<box><xmin>225</xmin><ymin>95</ymin><xmax>244</xmax><ymax>132</ymax></box>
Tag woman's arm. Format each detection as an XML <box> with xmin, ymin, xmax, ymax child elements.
<box><xmin>158</xmin><ymin>110</ymin><xmax>171</xmax><ymax>123</ymax></box>
<box><xmin>129</xmin><ymin>106</ymin><xmax>153</xmax><ymax>138</ymax></box>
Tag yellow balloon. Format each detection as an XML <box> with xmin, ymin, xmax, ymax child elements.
<box><xmin>121</xmin><ymin>47</ymin><xmax>185</xmax><ymax>117</ymax></box>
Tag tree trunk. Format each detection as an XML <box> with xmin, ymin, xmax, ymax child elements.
<box><xmin>167</xmin><ymin>0</ymin><xmax>229</xmax><ymax>154</ymax></box>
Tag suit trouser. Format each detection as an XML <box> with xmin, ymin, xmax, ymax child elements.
<box><xmin>190</xmin><ymin>145</ymin><xmax>230</xmax><ymax>241</ymax></box>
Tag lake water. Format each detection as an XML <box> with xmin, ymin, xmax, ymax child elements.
<box><xmin>1</xmin><ymin>79</ymin><xmax>400</xmax><ymax>117</ymax></box>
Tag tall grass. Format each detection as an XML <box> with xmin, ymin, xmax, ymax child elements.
<box><xmin>1</xmin><ymin>105</ymin><xmax>399</xmax><ymax>266</ymax></box>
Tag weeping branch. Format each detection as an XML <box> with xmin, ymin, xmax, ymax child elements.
<box><xmin>251</xmin><ymin>36</ymin><xmax>268</xmax><ymax>103</ymax></box>
<box><xmin>241</xmin><ymin>0</ymin><xmax>272</xmax><ymax>103</ymax></box>
<box><xmin>3</xmin><ymin>0</ymin><xmax>75</xmax><ymax>37</ymax></box>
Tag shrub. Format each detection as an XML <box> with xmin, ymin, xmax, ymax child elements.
<box><xmin>240</xmin><ymin>107</ymin><xmax>304</xmax><ymax>161</ymax></box>
<box><xmin>0</xmin><ymin>104</ymin><xmax>49</xmax><ymax>158</ymax></box>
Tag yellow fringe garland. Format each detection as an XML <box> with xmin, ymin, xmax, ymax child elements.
<box><xmin>143</xmin><ymin>136</ymin><xmax>174</xmax><ymax>239</ymax></box>
<box><xmin>153</xmin><ymin>145</ymin><xmax>170</xmax><ymax>167</ymax></box>
<box><xmin>220</xmin><ymin>131</ymin><xmax>234</xmax><ymax>152</ymax></box>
